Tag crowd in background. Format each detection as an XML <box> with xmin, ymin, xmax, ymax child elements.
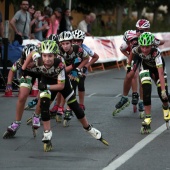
<box><xmin>0</xmin><ymin>0</ymin><xmax>97</xmax><ymax>44</ymax></box>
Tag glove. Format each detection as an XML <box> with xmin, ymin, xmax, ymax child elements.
<box><xmin>38</xmin><ymin>81</ymin><xmax>47</xmax><ymax>91</ymax></box>
<box><xmin>6</xmin><ymin>83</ymin><xmax>12</xmax><ymax>92</ymax></box>
<box><xmin>81</xmin><ymin>66</ymin><xmax>88</xmax><ymax>74</ymax></box>
<box><xmin>126</xmin><ymin>64</ymin><xmax>131</xmax><ymax>73</ymax></box>
<box><xmin>76</xmin><ymin>68</ymin><xmax>83</xmax><ymax>76</ymax></box>
<box><xmin>161</xmin><ymin>90</ymin><xmax>168</xmax><ymax>100</ymax></box>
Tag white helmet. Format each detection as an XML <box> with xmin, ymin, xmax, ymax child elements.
<box><xmin>72</xmin><ymin>29</ymin><xmax>85</xmax><ymax>40</ymax></box>
<box><xmin>136</xmin><ymin>19</ymin><xmax>150</xmax><ymax>29</ymax></box>
<box><xmin>123</xmin><ymin>30</ymin><xmax>137</xmax><ymax>42</ymax></box>
<box><xmin>22</xmin><ymin>44</ymin><xmax>38</xmax><ymax>59</ymax></box>
<box><xmin>58</xmin><ymin>31</ymin><xmax>73</xmax><ymax>42</ymax></box>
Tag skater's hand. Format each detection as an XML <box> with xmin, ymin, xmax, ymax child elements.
<box><xmin>81</xmin><ymin>66</ymin><xmax>87</xmax><ymax>74</ymax></box>
<box><xmin>38</xmin><ymin>81</ymin><xmax>47</xmax><ymax>91</ymax></box>
<box><xmin>6</xmin><ymin>83</ymin><xmax>12</xmax><ymax>91</ymax></box>
<box><xmin>161</xmin><ymin>90</ymin><xmax>168</xmax><ymax>100</ymax></box>
<box><xmin>126</xmin><ymin>64</ymin><xmax>131</xmax><ymax>73</ymax></box>
<box><xmin>21</xmin><ymin>69</ymin><xmax>28</xmax><ymax>77</ymax></box>
<box><xmin>76</xmin><ymin>68</ymin><xmax>83</xmax><ymax>76</ymax></box>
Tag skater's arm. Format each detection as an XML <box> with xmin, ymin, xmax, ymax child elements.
<box><xmin>157</xmin><ymin>66</ymin><xmax>166</xmax><ymax>92</ymax></box>
<box><xmin>85</xmin><ymin>52</ymin><xmax>99</xmax><ymax>68</ymax></box>
<box><xmin>127</xmin><ymin>51</ymin><xmax>133</xmax><ymax>65</ymax></box>
<box><xmin>22</xmin><ymin>52</ymin><xmax>40</xmax><ymax>70</ymax></box>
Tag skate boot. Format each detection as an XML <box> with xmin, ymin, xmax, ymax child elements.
<box><xmin>56</xmin><ymin>106</ymin><xmax>64</xmax><ymax>122</ymax></box>
<box><xmin>85</xmin><ymin>124</ymin><xmax>109</xmax><ymax>146</ymax></box>
<box><xmin>140</xmin><ymin>116</ymin><xmax>152</xmax><ymax>134</ymax></box>
<box><xmin>42</xmin><ymin>130</ymin><xmax>52</xmax><ymax>152</ymax></box>
<box><xmin>132</xmin><ymin>92</ymin><xmax>139</xmax><ymax>113</ymax></box>
<box><xmin>79</xmin><ymin>104</ymin><xmax>85</xmax><ymax>111</ymax></box>
<box><xmin>3</xmin><ymin>122</ymin><xmax>21</xmax><ymax>139</ymax></box>
<box><xmin>32</xmin><ymin>114</ymin><xmax>41</xmax><ymax>137</ymax></box>
<box><xmin>112</xmin><ymin>96</ymin><xmax>130</xmax><ymax>116</ymax></box>
<box><xmin>63</xmin><ymin>109</ymin><xmax>73</xmax><ymax>127</ymax></box>
<box><xmin>50</xmin><ymin>104</ymin><xmax>58</xmax><ymax>119</ymax></box>
<box><xmin>162</xmin><ymin>105</ymin><xmax>170</xmax><ymax>129</ymax></box>
<box><xmin>24</xmin><ymin>98</ymin><xmax>38</xmax><ymax>110</ymax></box>
<box><xmin>138</xmin><ymin>101</ymin><xmax>145</xmax><ymax>119</ymax></box>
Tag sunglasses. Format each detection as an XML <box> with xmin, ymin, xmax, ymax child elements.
<box><xmin>136</xmin><ymin>29</ymin><xmax>145</xmax><ymax>33</ymax></box>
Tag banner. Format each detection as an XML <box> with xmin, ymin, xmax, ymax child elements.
<box><xmin>83</xmin><ymin>32</ymin><xmax>170</xmax><ymax>63</ymax></box>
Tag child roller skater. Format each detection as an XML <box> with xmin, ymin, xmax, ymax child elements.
<box><xmin>22</xmin><ymin>40</ymin><xmax>108</xmax><ymax>151</ymax></box>
<box><xmin>129</xmin><ymin>32</ymin><xmax>170</xmax><ymax>134</ymax></box>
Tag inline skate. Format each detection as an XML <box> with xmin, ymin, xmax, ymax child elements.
<box><xmin>132</xmin><ymin>92</ymin><xmax>139</xmax><ymax>113</ymax></box>
<box><xmin>85</xmin><ymin>124</ymin><xmax>109</xmax><ymax>146</ymax></box>
<box><xmin>24</xmin><ymin>98</ymin><xmax>38</xmax><ymax>110</ymax></box>
<box><xmin>112</xmin><ymin>96</ymin><xmax>130</xmax><ymax>116</ymax></box>
<box><xmin>140</xmin><ymin>116</ymin><xmax>151</xmax><ymax>134</ymax></box>
<box><xmin>3</xmin><ymin>122</ymin><xmax>20</xmax><ymax>139</ymax></box>
<box><xmin>162</xmin><ymin>105</ymin><xmax>170</xmax><ymax>129</ymax></box>
<box><xmin>63</xmin><ymin>109</ymin><xmax>73</xmax><ymax>127</ymax></box>
<box><xmin>32</xmin><ymin>114</ymin><xmax>41</xmax><ymax>137</ymax></box>
<box><xmin>42</xmin><ymin>130</ymin><xmax>52</xmax><ymax>152</ymax></box>
<box><xmin>138</xmin><ymin>101</ymin><xmax>145</xmax><ymax>119</ymax></box>
<box><xmin>56</xmin><ymin>106</ymin><xmax>64</xmax><ymax>122</ymax></box>
<box><xmin>50</xmin><ymin>104</ymin><xmax>58</xmax><ymax>119</ymax></box>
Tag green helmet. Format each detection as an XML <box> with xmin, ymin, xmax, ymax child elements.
<box><xmin>138</xmin><ymin>32</ymin><xmax>154</xmax><ymax>46</ymax></box>
<box><xmin>40</xmin><ymin>40</ymin><xmax>59</xmax><ymax>54</ymax></box>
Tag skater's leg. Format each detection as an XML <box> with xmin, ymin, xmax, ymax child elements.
<box><xmin>16</xmin><ymin>87</ymin><xmax>31</xmax><ymax>121</ymax></box>
<box><xmin>78</xmin><ymin>76</ymin><xmax>86</xmax><ymax>110</ymax></box>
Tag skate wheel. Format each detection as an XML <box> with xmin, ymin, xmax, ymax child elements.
<box><xmin>56</xmin><ymin>115</ymin><xmax>62</xmax><ymax>123</ymax></box>
<box><xmin>24</xmin><ymin>105</ymin><xmax>29</xmax><ymax>110</ymax></box>
<box><xmin>3</xmin><ymin>131</ymin><xmax>16</xmax><ymax>139</ymax></box>
<box><xmin>43</xmin><ymin>142</ymin><xmax>52</xmax><ymax>152</ymax></box>
<box><xmin>112</xmin><ymin>109</ymin><xmax>119</xmax><ymax>116</ymax></box>
<box><xmin>133</xmin><ymin>105</ymin><xmax>137</xmax><ymax>113</ymax></box>
<box><xmin>26</xmin><ymin>117</ymin><xmax>32</xmax><ymax>125</ymax></box>
<box><xmin>100</xmin><ymin>138</ymin><xmax>109</xmax><ymax>146</ymax></box>
<box><xmin>63</xmin><ymin>119</ymin><xmax>70</xmax><ymax>127</ymax></box>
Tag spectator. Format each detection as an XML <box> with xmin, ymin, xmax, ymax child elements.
<box><xmin>77</xmin><ymin>12</ymin><xmax>96</xmax><ymax>36</ymax></box>
<box><xmin>33</xmin><ymin>10</ymin><xmax>49</xmax><ymax>41</ymax></box>
<box><xmin>46</xmin><ymin>7</ymin><xmax>62</xmax><ymax>38</ymax></box>
<box><xmin>58</xmin><ymin>8</ymin><xmax>72</xmax><ymax>33</ymax></box>
<box><xmin>69</xmin><ymin>16</ymin><xmax>74</xmax><ymax>31</ymax></box>
<box><xmin>77</xmin><ymin>15</ymin><xmax>91</xmax><ymax>36</ymax></box>
<box><xmin>42</xmin><ymin>6</ymin><xmax>53</xmax><ymax>39</ymax></box>
<box><xmin>0</xmin><ymin>11</ymin><xmax>4</xmax><ymax>38</ymax></box>
<box><xmin>10</xmin><ymin>0</ymin><xmax>31</xmax><ymax>44</ymax></box>
<box><xmin>87</xmin><ymin>12</ymin><xmax>96</xmax><ymax>34</ymax></box>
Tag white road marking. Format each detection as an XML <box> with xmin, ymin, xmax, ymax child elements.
<box><xmin>115</xmin><ymin>93</ymin><xmax>122</xmax><ymax>97</ymax></box>
<box><xmin>103</xmin><ymin>123</ymin><xmax>167</xmax><ymax>170</ymax></box>
<box><xmin>87</xmin><ymin>93</ymin><xmax>96</xmax><ymax>97</ymax></box>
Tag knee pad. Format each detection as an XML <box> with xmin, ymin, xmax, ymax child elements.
<box><xmin>20</xmin><ymin>76</ymin><xmax>32</xmax><ymax>89</ymax></box>
<box><xmin>68</xmin><ymin>101</ymin><xmax>85</xmax><ymax>119</ymax></box>
<box><xmin>40</xmin><ymin>91</ymin><xmax>51</xmax><ymax>121</ymax></box>
<box><xmin>142</xmin><ymin>83</ymin><xmax>152</xmax><ymax>106</ymax></box>
<box><xmin>139</xmin><ymin>70</ymin><xmax>152</xmax><ymax>85</ymax></box>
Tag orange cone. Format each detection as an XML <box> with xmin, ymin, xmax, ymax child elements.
<box><xmin>30</xmin><ymin>78</ymin><xmax>39</xmax><ymax>97</ymax></box>
<box><xmin>2</xmin><ymin>89</ymin><xmax>17</xmax><ymax>97</ymax></box>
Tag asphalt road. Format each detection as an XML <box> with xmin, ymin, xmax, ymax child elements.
<box><xmin>1</xmin><ymin>57</ymin><xmax>170</xmax><ymax>170</ymax></box>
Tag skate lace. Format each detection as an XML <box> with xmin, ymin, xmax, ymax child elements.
<box><xmin>33</xmin><ymin>117</ymin><xmax>40</xmax><ymax>124</ymax></box>
<box><xmin>11</xmin><ymin>123</ymin><xmax>19</xmax><ymax>131</ymax></box>
<box><xmin>28</xmin><ymin>101</ymin><xmax>36</xmax><ymax>107</ymax></box>
<box><xmin>118</xmin><ymin>97</ymin><xmax>127</xmax><ymax>106</ymax></box>
<box><xmin>138</xmin><ymin>102</ymin><xmax>144</xmax><ymax>110</ymax></box>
